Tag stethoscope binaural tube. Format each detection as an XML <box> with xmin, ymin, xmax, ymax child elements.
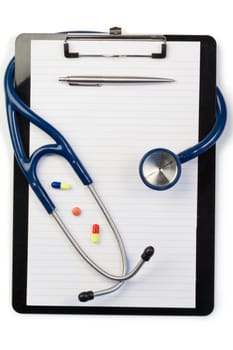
<box><xmin>139</xmin><ymin>88</ymin><xmax>227</xmax><ymax>190</ymax></box>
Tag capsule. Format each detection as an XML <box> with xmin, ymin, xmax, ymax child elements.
<box><xmin>51</xmin><ymin>181</ymin><xmax>71</xmax><ymax>190</ymax></box>
<box><xmin>92</xmin><ymin>224</ymin><xmax>99</xmax><ymax>243</ymax></box>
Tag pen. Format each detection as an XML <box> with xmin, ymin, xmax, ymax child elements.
<box><xmin>58</xmin><ymin>76</ymin><xmax>175</xmax><ymax>86</ymax></box>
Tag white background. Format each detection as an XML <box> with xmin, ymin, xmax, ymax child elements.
<box><xmin>0</xmin><ymin>1</ymin><xmax>232</xmax><ymax>349</ymax></box>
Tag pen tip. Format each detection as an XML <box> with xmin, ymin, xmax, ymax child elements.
<box><xmin>164</xmin><ymin>78</ymin><xmax>175</xmax><ymax>82</ymax></box>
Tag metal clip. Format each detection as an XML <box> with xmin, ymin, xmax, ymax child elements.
<box><xmin>63</xmin><ymin>27</ymin><xmax>167</xmax><ymax>59</ymax></box>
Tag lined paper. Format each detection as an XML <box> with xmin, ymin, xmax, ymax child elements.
<box><xmin>27</xmin><ymin>39</ymin><xmax>200</xmax><ymax>307</ymax></box>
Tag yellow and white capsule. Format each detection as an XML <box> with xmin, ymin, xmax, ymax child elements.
<box><xmin>51</xmin><ymin>181</ymin><xmax>71</xmax><ymax>190</ymax></box>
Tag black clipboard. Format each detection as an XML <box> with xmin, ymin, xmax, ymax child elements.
<box><xmin>12</xmin><ymin>32</ymin><xmax>216</xmax><ymax>315</ymax></box>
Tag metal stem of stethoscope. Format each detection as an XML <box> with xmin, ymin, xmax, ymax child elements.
<box><xmin>52</xmin><ymin>184</ymin><xmax>153</xmax><ymax>301</ymax></box>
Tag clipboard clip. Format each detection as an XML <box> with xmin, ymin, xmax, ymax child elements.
<box><xmin>64</xmin><ymin>27</ymin><xmax>167</xmax><ymax>59</ymax></box>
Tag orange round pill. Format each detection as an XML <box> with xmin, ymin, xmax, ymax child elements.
<box><xmin>72</xmin><ymin>207</ymin><xmax>81</xmax><ymax>216</ymax></box>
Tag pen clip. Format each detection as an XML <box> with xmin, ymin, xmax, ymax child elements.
<box><xmin>68</xmin><ymin>82</ymin><xmax>102</xmax><ymax>87</ymax></box>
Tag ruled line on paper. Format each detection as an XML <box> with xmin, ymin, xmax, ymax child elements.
<box><xmin>27</xmin><ymin>40</ymin><xmax>200</xmax><ymax>308</ymax></box>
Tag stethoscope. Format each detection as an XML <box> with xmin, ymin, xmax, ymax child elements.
<box><xmin>4</xmin><ymin>54</ymin><xmax>226</xmax><ymax>301</ymax></box>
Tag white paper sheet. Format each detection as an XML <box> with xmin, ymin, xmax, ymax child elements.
<box><xmin>27</xmin><ymin>39</ymin><xmax>200</xmax><ymax>307</ymax></box>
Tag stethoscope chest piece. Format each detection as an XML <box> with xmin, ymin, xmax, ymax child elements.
<box><xmin>139</xmin><ymin>148</ymin><xmax>182</xmax><ymax>190</ymax></box>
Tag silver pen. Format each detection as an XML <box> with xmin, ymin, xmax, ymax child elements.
<box><xmin>58</xmin><ymin>76</ymin><xmax>175</xmax><ymax>87</ymax></box>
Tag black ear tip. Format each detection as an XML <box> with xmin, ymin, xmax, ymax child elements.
<box><xmin>141</xmin><ymin>246</ymin><xmax>155</xmax><ymax>261</ymax></box>
<box><xmin>78</xmin><ymin>291</ymin><xmax>94</xmax><ymax>302</ymax></box>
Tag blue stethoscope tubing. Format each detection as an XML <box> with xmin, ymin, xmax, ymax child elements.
<box><xmin>5</xmin><ymin>57</ymin><xmax>155</xmax><ymax>302</ymax></box>
<box><xmin>178</xmin><ymin>88</ymin><xmax>226</xmax><ymax>163</ymax></box>
<box><xmin>139</xmin><ymin>88</ymin><xmax>227</xmax><ymax>190</ymax></box>
<box><xmin>5</xmin><ymin>58</ymin><xmax>92</xmax><ymax>214</ymax></box>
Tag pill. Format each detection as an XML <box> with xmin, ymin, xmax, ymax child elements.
<box><xmin>72</xmin><ymin>207</ymin><xmax>81</xmax><ymax>216</ymax></box>
<box><xmin>51</xmin><ymin>181</ymin><xmax>71</xmax><ymax>190</ymax></box>
<box><xmin>91</xmin><ymin>224</ymin><xmax>100</xmax><ymax>243</ymax></box>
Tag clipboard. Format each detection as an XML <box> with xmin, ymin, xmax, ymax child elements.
<box><xmin>11</xmin><ymin>29</ymin><xmax>216</xmax><ymax>315</ymax></box>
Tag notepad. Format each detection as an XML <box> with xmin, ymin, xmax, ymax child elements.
<box><xmin>25</xmin><ymin>39</ymin><xmax>200</xmax><ymax>308</ymax></box>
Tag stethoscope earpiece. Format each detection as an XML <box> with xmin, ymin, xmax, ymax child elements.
<box><xmin>139</xmin><ymin>148</ymin><xmax>181</xmax><ymax>190</ymax></box>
